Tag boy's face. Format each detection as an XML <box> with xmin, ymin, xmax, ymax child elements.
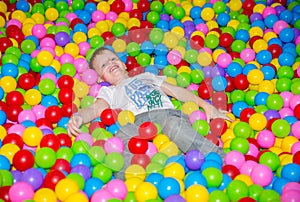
<box><xmin>93</xmin><ymin>50</ymin><xmax>128</xmax><ymax>85</ymax></box>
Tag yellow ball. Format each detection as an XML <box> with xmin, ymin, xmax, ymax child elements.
<box><xmin>55</xmin><ymin>179</ymin><xmax>79</xmax><ymax>201</ymax></box>
<box><xmin>45</xmin><ymin>7</ymin><xmax>59</xmax><ymax>21</ymax></box>
<box><xmin>247</xmin><ymin>69</ymin><xmax>264</xmax><ymax>85</ymax></box>
<box><xmin>25</xmin><ymin>89</ymin><xmax>42</xmax><ymax>105</ymax></box>
<box><xmin>163</xmin><ymin>32</ymin><xmax>178</xmax><ymax>49</ymax></box>
<box><xmin>249</xmin><ymin>27</ymin><xmax>264</xmax><ymax>38</ymax></box>
<box><xmin>181</xmin><ymin>101</ymin><xmax>199</xmax><ymax>115</ymax></box>
<box><xmin>0</xmin><ymin>16</ymin><xmax>5</xmax><ymax>28</ymax></box>
<box><xmin>221</xmin><ymin>129</ymin><xmax>235</xmax><ymax>143</ymax></box>
<box><xmin>55</xmin><ymin>45</ymin><xmax>64</xmax><ymax>57</ymax></box>
<box><xmin>128</xmin><ymin>18</ymin><xmax>141</xmax><ymax>29</ymax></box>
<box><xmin>134</xmin><ymin>182</ymin><xmax>158</xmax><ymax>202</ymax></box>
<box><xmin>50</xmin><ymin>59</ymin><xmax>61</xmax><ymax>73</ymax></box>
<box><xmin>64</xmin><ymin>192</ymin><xmax>88</xmax><ymax>202</ymax></box>
<box><xmin>97</xmin><ymin>1</ymin><xmax>110</xmax><ymax>13</ymax></box>
<box><xmin>193</xmin><ymin>0</ymin><xmax>206</xmax><ymax>7</ymax></box>
<box><xmin>64</xmin><ymin>43</ymin><xmax>80</xmax><ymax>57</ymax></box>
<box><xmin>37</xmin><ymin>50</ymin><xmax>53</xmax><ymax>66</ymax></box>
<box><xmin>229</xmin><ymin>0</ymin><xmax>242</xmax><ymax>11</ymax></box>
<box><xmin>153</xmin><ymin>134</ymin><xmax>170</xmax><ymax>148</ymax></box>
<box><xmin>118</xmin><ymin>110</ymin><xmax>135</xmax><ymax>126</ymax></box>
<box><xmin>258</xmin><ymin>80</ymin><xmax>275</xmax><ymax>94</ymax></box>
<box><xmin>280</xmin><ymin>154</ymin><xmax>293</xmax><ymax>166</ymax></box>
<box><xmin>253</xmin><ymin>4</ymin><xmax>266</xmax><ymax>14</ymax></box>
<box><xmin>281</xmin><ymin>136</ymin><xmax>298</xmax><ymax>153</ymax></box>
<box><xmin>0</xmin><ymin>143</ymin><xmax>20</xmax><ymax>164</ymax></box>
<box><xmin>11</xmin><ymin>10</ymin><xmax>26</xmax><ymax>22</ymax></box>
<box><xmin>186</xmin><ymin>184</ymin><xmax>209</xmax><ymax>202</ymax></box>
<box><xmin>0</xmin><ymin>1</ymin><xmax>7</xmax><ymax>13</ymax></box>
<box><xmin>0</xmin><ymin>76</ymin><xmax>17</xmax><ymax>93</ymax></box>
<box><xmin>253</xmin><ymin>39</ymin><xmax>268</xmax><ymax>53</ymax></box>
<box><xmin>22</xmin><ymin>23</ymin><xmax>34</xmax><ymax>36</ymax></box>
<box><xmin>171</xmin><ymin>26</ymin><xmax>185</xmax><ymax>38</ymax></box>
<box><xmin>34</xmin><ymin>188</ymin><xmax>57</xmax><ymax>202</ymax></box>
<box><xmin>73</xmin><ymin>32</ymin><xmax>87</xmax><ymax>44</ymax></box>
<box><xmin>197</xmin><ymin>52</ymin><xmax>212</xmax><ymax>66</ymax></box>
<box><xmin>201</xmin><ymin>7</ymin><xmax>215</xmax><ymax>21</ymax></box>
<box><xmin>163</xmin><ymin>162</ymin><xmax>185</xmax><ymax>180</ymax></box>
<box><xmin>177</xmin><ymin>66</ymin><xmax>191</xmax><ymax>74</ymax></box>
<box><xmin>159</xmin><ymin>141</ymin><xmax>179</xmax><ymax>157</ymax></box>
<box><xmin>206</xmin><ymin>20</ymin><xmax>219</xmax><ymax>30</ymax></box>
<box><xmin>234</xmin><ymin>174</ymin><xmax>253</xmax><ymax>186</ymax></box>
<box><xmin>125</xmin><ymin>177</ymin><xmax>143</xmax><ymax>192</ymax></box>
<box><xmin>74</xmin><ymin>81</ymin><xmax>89</xmax><ymax>98</ymax></box>
<box><xmin>23</xmin><ymin>126</ymin><xmax>43</xmax><ymax>147</ymax></box>
<box><xmin>165</xmin><ymin>77</ymin><xmax>177</xmax><ymax>85</ymax></box>
<box><xmin>263</xmin><ymin>31</ymin><xmax>278</xmax><ymax>42</ymax></box>
<box><xmin>125</xmin><ymin>164</ymin><xmax>146</xmax><ymax>180</ymax></box>
<box><xmin>31</xmin><ymin>13</ymin><xmax>45</xmax><ymax>24</ymax></box>
<box><xmin>96</xmin><ymin>21</ymin><xmax>109</xmax><ymax>33</ymax></box>
<box><xmin>249</xmin><ymin>113</ymin><xmax>267</xmax><ymax>131</ymax></box>
<box><xmin>112</xmin><ymin>39</ymin><xmax>127</xmax><ymax>53</ymax></box>
<box><xmin>0</xmin><ymin>126</ymin><xmax>7</xmax><ymax>140</ymax></box>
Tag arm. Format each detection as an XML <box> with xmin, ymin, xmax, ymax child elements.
<box><xmin>161</xmin><ymin>81</ymin><xmax>232</xmax><ymax>122</ymax></box>
<box><xmin>67</xmin><ymin>98</ymin><xmax>110</xmax><ymax>136</ymax></box>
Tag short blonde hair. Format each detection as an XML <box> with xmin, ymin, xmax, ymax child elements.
<box><xmin>89</xmin><ymin>47</ymin><xmax>116</xmax><ymax>70</ymax></box>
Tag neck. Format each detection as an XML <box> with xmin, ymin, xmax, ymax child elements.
<box><xmin>112</xmin><ymin>74</ymin><xmax>130</xmax><ymax>85</ymax></box>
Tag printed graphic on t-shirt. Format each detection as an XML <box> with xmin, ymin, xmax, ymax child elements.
<box><xmin>124</xmin><ymin>78</ymin><xmax>163</xmax><ymax>111</ymax></box>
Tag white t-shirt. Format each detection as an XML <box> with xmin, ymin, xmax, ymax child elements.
<box><xmin>96</xmin><ymin>72</ymin><xmax>175</xmax><ymax>115</ymax></box>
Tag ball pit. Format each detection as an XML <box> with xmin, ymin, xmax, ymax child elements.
<box><xmin>0</xmin><ymin>0</ymin><xmax>300</xmax><ymax>201</ymax></box>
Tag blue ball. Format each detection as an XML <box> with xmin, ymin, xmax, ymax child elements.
<box><xmin>0</xmin><ymin>155</ymin><xmax>11</xmax><ymax>170</ymax></box>
<box><xmin>74</xmin><ymin>23</ymin><xmax>88</xmax><ymax>34</ymax></box>
<box><xmin>18</xmin><ymin>60</ymin><xmax>30</xmax><ymax>71</ymax></box>
<box><xmin>232</xmin><ymin>101</ymin><xmax>248</xmax><ymax>118</ymax></box>
<box><xmin>235</xmin><ymin>29</ymin><xmax>250</xmax><ymax>42</ymax></box>
<box><xmin>84</xmin><ymin>177</ymin><xmax>104</xmax><ymax>198</ymax></box>
<box><xmin>281</xmin><ymin>163</ymin><xmax>300</xmax><ymax>182</ymax></box>
<box><xmin>278</xmin><ymin>52</ymin><xmax>295</xmax><ymax>66</ymax></box>
<box><xmin>84</xmin><ymin>2</ymin><xmax>97</xmax><ymax>13</ymax></box>
<box><xmin>264</xmin><ymin>14</ymin><xmax>279</xmax><ymax>28</ymax></box>
<box><xmin>0</xmin><ymin>110</ymin><xmax>7</xmax><ymax>125</ymax></box>
<box><xmin>255</xmin><ymin>92</ymin><xmax>269</xmax><ymax>105</ymax></box>
<box><xmin>200</xmin><ymin>160</ymin><xmax>222</xmax><ymax>171</ymax></box>
<box><xmin>218</xmin><ymin>174</ymin><xmax>232</xmax><ymax>191</ymax></box>
<box><xmin>154</xmin><ymin>44</ymin><xmax>168</xmax><ymax>55</ymax></box>
<box><xmin>190</xmin><ymin>6</ymin><xmax>202</xmax><ymax>19</ymax></box>
<box><xmin>243</xmin><ymin>64</ymin><xmax>257</xmax><ymax>75</ymax></box>
<box><xmin>283</xmin><ymin>116</ymin><xmax>298</xmax><ymax>125</ymax></box>
<box><xmin>261</xmin><ymin>65</ymin><xmax>275</xmax><ymax>80</ymax></box>
<box><xmin>79</xmin><ymin>10</ymin><xmax>92</xmax><ymax>24</ymax></box>
<box><xmin>256</xmin><ymin>50</ymin><xmax>272</xmax><ymax>65</ymax></box>
<box><xmin>21</xmin><ymin>120</ymin><xmax>36</xmax><ymax>128</ymax></box>
<box><xmin>184</xmin><ymin>172</ymin><xmax>207</xmax><ymax>189</ymax></box>
<box><xmin>154</xmin><ymin>55</ymin><xmax>168</xmax><ymax>68</ymax></box>
<box><xmin>16</xmin><ymin>0</ymin><xmax>30</xmax><ymax>12</ymax></box>
<box><xmin>156</xmin><ymin>20</ymin><xmax>170</xmax><ymax>31</ymax></box>
<box><xmin>216</xmin><ymin>13</ymin><xmax>230</xmax><ymax>27</ymax></box>
<box><xmin>0</xmin><ymin>87</ymin><xmax>3</xmax><ymax>100</ymax></box>
<box><xmin>146</xmin><ymin>173</ymin><xmax>164</xmax><ymax>188</ymax></box>
<box><xmin>273</xmin><ymin>177</ymin><xmax>290</xmax><ymax>195</ymax></box>
<box><xmin>279</xmin><ymin>28</ymin><xmax>295</xmax><ymax>43</ymax></box>
<box><xmin>141</xmin><ymin>41</ymin><xmax>155</xmax><ymax>55</ymax></box>
<box><xmin>212</xmin><ymin>76</ymin><xmax>227</xmax><ymax>92</ymax></box>
<box><xmin>251</xmin><ymin>20</ymin><xmax>265</xmax><ymax>30</ymax></box>
<box><xmin>41</xmin><ymin>95</ymin><xmax>59</xmax><ymax>107</ymax></box>
<box><xmin>71</xmin><ymin>153</ymin><xmax>91</xmax><ymax>168</ymax></box>
<box><xmin>107</xmin><ymin>122</ymin><xmax>120</xmax><ymax>135</ymax></box>
<box><xmin>227</xmin><ymin>62</ymin><xmax>242</xmax><ymax>77</ymax></box>
<box><xmin>280</xmin><ymin>10</ymin><xmax>293</xmax><ymax>23</ymax></box>
<box><xmin>1</xmin><ymin>63</ymin><xmax>19</xmax><ymax>78</ymax></box>
<box><xmin>205</xmin><ymin>152</ymin><xmax>223</xmax><ymax>165</ymax></box>
<box><xmin>158</xmin><ymin>177</ymin><xmax>181</xmax><ymax>199</ymax></box>
<box><xmin>268</xmin><ymin>38</ymin><xmax>283</xmax><ymax>46</ymax></box>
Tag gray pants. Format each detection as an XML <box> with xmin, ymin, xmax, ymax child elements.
<box><xmin>114</xmin><ymin>109</ymin><xmax>225</xmax><ymax>180</ymax></box>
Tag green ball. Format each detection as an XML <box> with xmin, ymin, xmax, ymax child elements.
<box><xmin>56</xmin><ymin>25</ymin><xmax>70</xmax><ymax>34</ymax></box>
<box><xmin>248</xmin><ymin>184</ymin><xmax>264</xmax><ymax>201</ymax></box>
<box><xmin>35</xmin><ymin>147</ymin><xmax>56</xmax><ymax>169</ymax></box>
<box><xmin>237</xmin><ymin>23</ymin><xmax>251</xmax><ymax>31</ymax></box>
<box><xmin>151</xmin><ymin>152</ymin><xmax>168</xmax><ymax>166</ymax></box>
<box><xmin>231</xmin><ymin>40</ymin><xmax>246</xmax><ymax>53</ymax></box>
<box><xmin>127</xmin><ymin>42</ymin><xmax>141</xmax><ymax>57</ymax></box>
<box><xmin>205</xmin><ymin>34</ymin><xmax>219</xmax><ymax>49</ymax></box>
<box><xmin>213</xmin><ymin>1</ymin><xmax>226</xmax><ymax>14</ymax></box>
<box><xmin>294</xmin><ymin>19</ymin><xmax>300</xmax><ymax>30</ymax></box>
<box><xmin>184</xmin><ymin>49</ymin><xmax>198</xmax><ymax>64</ymax></box>
<box><xmin>44</xmin><ymin>0</ymin><xmax>55</xmax><ymax>9</ymax></box>
<box><xmin>88</xmin><ymin>146</ymin><xmax>106</xmax><ymax>166</ymax></box>
<box><xmin>46</xmin><ymin>25</ymin><xmax>57</xmax><ymax>35</ymax></box>
<box><xmin>245</xmin><ymin>90</ymin><xmax>258</xmax><ymax>106</ymax></box>
<box><xmin>209</xmin><ymin>190</ymin><xmax>230</xmax><ymax>202</ymax></box>
<box><xmin>172</xmin><ymin>6</ymin><xmax>185</xmax><ymax>20</ymax></box>
<box><xmin>60</xmin><ymin>63</ymin><xmax>76</xmax><ymax>76</ymax></box>
<box><xmin>32</xmin><ymin>3</ymin><xmax>45</xmax><ymax>14</ymax></box>
<box><xmin>136</xmin><ymin>53</ymin><xmax>151</xmax><ymax>67</ymax></box>
<box><xmin>276</xmin><ymin>78</ymin><xmax>292</xmax><ymax>92</ymax></box>
<box><xmin>192</xmin><ymin>119</ymin><xmax>210</xmax><ymax>136</ymax></box>
<box><xmin>21</xmin><ymin>39</ymin><xmax>37</xmax><ymax>54</ymax></box>
<box><xmin>92</xmin><ymin>163</ymin><xmax>113</xmax><ymax>183</ymax></box>
<box><xmin>0</xmin><ymin>170</ymin><xmax>13</xmax><ymax>186</ymax></box>
<box><xmin>72</xmin><ymin>0</ymin><xmax>84</xmax><ymax>10</ymax></box>
<box><xmin>38</xmin><ymin>78</ymin><xmax>56</xmax><ymax>95</ymax></box>
<box><xmin>53</xmin><ymin>127</ymin><xmax>68</xmax><ymax>135</ymax></box>
<box><xmin>277</xmin><ymin>66</ymin><xmax>294</xmax><ymax>79</ymax></box>
<box><xmin>149</xmin><ymin>28</ymin><xmax>164</xmax><ymax>45</ymax></box>
<box><xmin>230</xmin><ymin>137</ymin><xmax>249</xmax><ymax>154</ymax></box>
<box><xmin>5</xmin><ymin>46</ymin><xmax>21</xmax><ymax>59</ymax></box>
<box><xmin>176</xmin><ymin>72</ymin><xmax>191</xmax><ymax>88</ymax></box>
<box><xmin>164</xmin><ymin>1</ymin><xmax>176</xmax><ymax>14</ymax></box>
<box><xmin>145</xmin><ymin>162</ymin><xmax>164</xmax><ymax>175</ymax></box>
<box><xmin>92</xmin><ymin>128</ymin><xmax>113</xmax><ymax>140</ymax></box>
<box><xmin>67</xmin><ymin>173</ymin><xmax>85</xmax><ymax>190</ymax></box>
<box><xmin>237</xmin><ymin>14</ymin><xmax>250</xmax><ymax>24</ymax></box>
<box><xmin>223</xmin><ymin>27</ymin><xmax>236</xmax><ymax>37</ymax></box>
<box><xmin>147</xmin><ymin>11</ymin><xmax>160</xmax><ymax>24</ymax></box>
<box><xmin>172</xmin><ymin>99</ymin><xmax>182</xmax><ymax>110</ymax></box>
<box><xmin>108</xmin><ymin>199</ymin><xmax>122</xmax><ymax>202</ymax></box>
<box><xmin>229</xmin><ymin>11</ymin><xmax>240</xmax><ymax>19</ymax></box>
<box><xmin>56</xmin><ymin>1</ymin><xmax>69</xmax><ymax>12</ymax></box>
<box><xmin>90</xmin><ymin>36</ymin><xmax>104</xmax><ymax>49</ymax></box>
<box><xmin>296</xmin><ymin>43</ymin><xmax>300</xmax><ymax>56</ymax></box>
<box><xmin>291</xmin><ymin>80</ymin><xmax>300</xmax><ymax>94</ymax></box>
<box><xmin>226</xmin><ymin>180</ymin><xmax>249</xmax><ymax>201</ymax></box>
<box><xmin>56</xmin><ymin>147</ymin><xmax>74</xmax><ymax>162</ymax></box>
<box><xmin>72</xmin><ymin>140</ymin><xmax>90</xmax><ymax>154</ymax></box>
<box><xmin>259</xmin><ymin>151</ymin><xmax>280</xmax><ymax>172</ymax></box>
<box><xmin>163</xmin><ymin>65</ymin><xmax>177</xmax><ymax>78</ymax></box>
<box><xmin>150</xmin><ymin>1</ymin><xmax>163</xmax><ymax>12</ymax></box>
<box><xmin>258</xmin><ymin>190</ymin><xmax>280</xmax><ymax>202</ymax></box>
<box><xmin>233</xmin><ymin>122</ymin><xmax>252</xmax><ymax>138</ymax></box>
<box><xmin>104</xmin><ymin>152</ymin><xmax>124</xmax><ymax>172</ymax></box>
<box><xmin>80</xmin><ymin>95</ymin><xmax>94</xmax><ymax>108</ymax></box>
<box><xmin>202</xmin><ymin>167</ymin><xmax>223</xmax><ymax>188</ymax></box>
<box><xmin>124</xmin><ymin>192</ymin><xmax>137</xmax><ymax>202</ymax></box>
<box><xmin>266</xmin><ymin>94</ymin><xmax>283</xmax><ymax>110</ymax></box>
<box><xmin>2</xmin><ymin>53</ymin><xmax>19</xmax><ymax>65</ymax></box>
<box><xmin>111</xmin><ymin>23</ymin><xmax>126</xmax><ymax>37</ymax></box>
<box><xmin>29</xmin><ymin>58</ymin><xmax>43</xmax><ymax>72</ymax></box>
<box><xmin>191</xmin><ymin>69</ymin><xmax>204</xmax><ymax>84</ymax></box>
<box><xmin>271</xmin><ymin>119</ymin><xmax>291</xmax><ymax>138</ymax></box>
<box><xmin>255</xmin><ymin>105</ymin><xmax>268</xmax><ymax>114</ymax></box>
<box><xmin>230</xmin><ymin>90</ymin><xmax>245</xmax><ymax>103</ymax></box>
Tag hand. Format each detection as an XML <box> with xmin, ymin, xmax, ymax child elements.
<box><xmin>67</xmin><ymin>113</ymin><xmax>83</xmax><ymax>136</ymax></box>
<box><xmin>203</xmin><ymin>104</ymin><xmax>233</xmax><ymax>122</ymax></box>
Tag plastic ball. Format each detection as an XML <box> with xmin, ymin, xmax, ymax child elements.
<box><xmin>33</xmin><ymin>188</ymin><xmax>57</xmax><ymax>202</ymax></box>
<box><xmin>226</xmin><ymin>180</ymin><xmax>248</xmax><ymax>201</ymax></box>
<box><xmin>185</xmin><ymin>184</ymin><xmax>209</xmax><ymax>202</ymax></box>
<box><xmin>250</xmin><ymin>164</ymin><xmax>273</xmax><ymax>186</ymax></box>
<box><xmin>9</xmin><ymin>182</ymin><xmax>34</xmax><ymax>202</ymax></box>
<box><xmin>247</xmin><ymin>69</ymin><xmax>264</xmax><ymax>85</ymax></box>
<box><xmin>157</xmin><ymin>177</ymin><xmax>180</xmax><ymax>200</ymax></box>
<box><xmin>185</xmin><ymin>149</ymin><xmax>205</xmax><ymax>170</ymax></box>
<box><xmin>192</xmin><ymin>119</ymin><xmax>210</xmax><ymax>136</ymax></box>
<box><xmin>249</xmin><ymin>113</ymin><xmax>267</xmax><ymax>131</ymax></box>
<box><xmin>12</xmin><ymin>149</ymin><xmax>35</xmax><ymax>171</ymax></box>
<box><xmin>128</xmin><ymin>136</ymin><xmax>148</xmax><ymax>154</ymax></box>
<box><xmin>117</xmin><ymin>110</ymin><xmax>135</xmax><ymax>126</ymax></box>
<box><xmin>100</xmin><ymin>108</ymin><xmax>118</xmax><ymax>126</ymax></box>
<box><xmin>35</xmin><ymin>147</ymin><xmax>56</xmax><ymax>169</ymax></box>
<box><xmin>134</xmin><ymin>182</ymin><xmax>158</xmax><ymax>201</ymax></box>
<box><xmin>257</xmin><ymin>130</ymin><xmax>275</xmax><ymax>148</ymax></box>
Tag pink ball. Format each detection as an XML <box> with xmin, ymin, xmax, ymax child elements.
<box><xmin>279</xmin><ymin>107</ymin><xmax>294</xmax><ymax>118</ymax></box>
<box><xmin>56</xmin><ymin>22</ymin><xmax>68</xmax><ymax>27</ymax></box>
<box><xmin>40</xmin><ymin>37</ymin><xmax>56</xmax><ymax>48</ymax></box>
<box><xmin>40</xmin><ymin>73</ymin><xmax>57</xmax><ymax>84</ymax></box>
<box><xmin>189</xmin><ymin>110</ymin><xmax>207</xmax><ymax>124</ymax></box>
<box><xmin>105</xmin><ymin>179</ymin><xmax>128</xmax><ymax>200</ymax></box>
<box><xmin>240</xmin><ymin>48</ymin><xmax>256</xmax><ymax>63</ymax></box>
<box><xmin>187</xmin><ymin>84</ymin><xmax>198</xmax><ymax>91</ymax></box>
<box><xmin>87</xmin><ymin>23</ymin><xmax>96</xmax><ymax>29</ymax></box>
<box><xmin>59</xmin><ymin>53</ymin><xmax>74</xmax><ymax>64</ymax></box>
<box><xmin>78</xmin><ymin>42</ymin><xmax>91</xmax><ymax>56</ymax></box>
<box><xmin>282</xmin><ymin>182</ymin><xmax>300</xmax><ymax>193</ymax></box>
<box><xmin>7</xmin><ymin>19</ymin><xmax>22</xmax><ymax>28</ymax></box>
<box><xmin>250</xmin><ymin>164</ymin><xmax>273</xmax><ymax>187</ymax></box>
<box><xmin>280</xmin><ymin>91</ymin><xmax>293</xmax><ymax>108</ymax></box>
<box><xmin>18</xmin><ymin>110</ymin><xmax>37</xmax><ymax>123</ymax></box>
<box><xmin>32</xmin><ymin>105</ymin><xmax>46</xmax><ymax>119</ymax></box>
<box><xmin>91</xmin><ymin>189</ymin><xmax>114</xmax><ymax>202</ymax></box>
<box><xmin>104</xmin><ymin>137</ymin><xmax>124</xmax><ymax>153</ymax></box>
<box><xmin>273</xmin><ymin>20</ymin><xmax>289</xmax><ymax>34</ymax></box>
<box><xmin>65</xmin><ymin>12</ymin><xmax>77</xmax><ymax>22</ymax></box>
<box><xmin>167</xmin><ymin>50</ymin><xmax>181</xmax><ymax>65</ymax></box>
<box><xmin>75</xmin><ymin>133</ymin><xmax>94</xmax><ymax>146</ymax></box>
<box><xmin>9</xmin><ymin>182</ymin><xmax>34</xmax><ymax>202</ymax></box>
<box><xmin>217</xmin><ymin>53</ymin><xmax>232</xmax><ymax>68</ymax></box>
<box><xmin>106</xmin><ymin>11</ymin><xmax>118</xmax><ymax>22</ymax></box>
<box><xmin>262</xmin><ymin>7</ymin><xmax>276</xmax><ymax>19</ymax></box>
<box><xmin>32</xmin><ymin>24</ymin><xmax>46</xmax><ymax>39</ymax></box>
<box><xmin>81</xmin><ymin>69</ymin><xmax>98</xmax><ymax>86</ymax></box>
<box><xmin>41</xmin><ymin>47</ymin><xmax>55</xmax><ymax>56</ymax></box>
<box><xmin>145</xmin><ymin>142</ymin><xmax>157</xmax><ymax>158</ymax></box>
<box><xmin>281</xmin><ymin>190</ymin><xmax>300</xmax><ymax>202</ymax></box>
<box><xmin>123</xmin><ymin>0</ymin><xmax>133</xmax><ymax>11</ymax></box>
<box><xmin>290</xmin><ymin>95</ymin><xmax>300</xmax><ymax>110</ymax></box>
<box><xmin>240</xmin><ymin>160</ymin><xmax>258</xmax><ymax>175</ymax></box>
<box><xmin>224</xmin><ymin>150</ymin><xmax>245</xmax><ymax>169</ymax></box>
<box><xmin>89</xmin><ymin>84</ymin><xmax>102</xmax><ymax>98</ymax></box>
<box><xmin>291</xmin><ymin>141</ymin><xmax>300</xmax><ymax>154</ymax></box>
<box><xmin>245</xmin><ymin>143</ymin><xmax>259</xmax><ymax>157</ymax></box>
<box><xmin>7</xmin><ymin>124</ymin><xmax>25</xmax><ymax>136</ymax></box>
<box><xmin>74</xmin><ymin>57</ymin><xmax>89</xmax><ymax>73</ymax></box>
<box><xmin>199</xmin><ymin>47</ymin><xmax>212</xmax><ymax>54</ymax></box>
<box><xmin>257</xmin><ymin>130</ymin><xmax>275</xmax><ymax>149</ymax></box>
<box><xmin>92</xmin><ymin>10</ymin><xmax>106</xmax><ymax>22</ymax></box>
<box><xmin>31</xmin><ymin>50</ymin><xmax>39</xmax><ymax>58</ymax></box>
<box><xmin>195</xmin><ymin>23</ymin><xmax>208</xmax><ymax>35</ymax></box>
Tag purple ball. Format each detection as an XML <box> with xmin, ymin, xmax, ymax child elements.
<box><xmin>160</xmin><ymin>14</ymin><xmax>170</xmax><ymax>21</ymax></box>
<box><xmin>71</xmin><ymin>165</ymin><xmax>91</xmax><ymax>180</ymax></box>
<box><xmin>100</xmin><ymin>81</ymin><xmax>111</xmax><ymax>87</ymax></box>
<box><xmin>202</xmin><ymin>66</ymin><xmax>212</xmax><ymax>78</ymax></box>
<box><xmin>11</xmin><ymin>170</ymin><xmax>22</xmax><ymax>183</ymax></box>
<box><xmin>21</xmin><ymin>168</ymin><xmax>43</xmax><ymax>190</ymax></box>
<box><xmin>275</xmin><ymin>5</ymin><xmax>286</xmax><ymax>15</ymax></box>
<box><xmin>184</xmin><ymin>26</ymin><xmax>195</xmax><ymax>38</ymax></box>
<box><xmin>266</xmin><ymin>0</ymin><xmax>274</xmax><ymax>6</ymax></box>
<box><xmin>264</xmin><ymin>110</ymin><xmax>281</xmax><ymax>121</ymax></box>
<box><xmin>211</xmin><ymin>66</ymin><xmax>226</xmax><ymax>77</ymax></box>
<box><xmin>183</xmin><ymin>21</ymin><xmax>194</xmax><ymax>27</ymax></box>
<box><xmin>250</xmin><ymin>13</ymin><xmax>263</xmax><ymax>23</ymax></box>
<box><xmin>55</xmin><ymin>32</ymin><xmax>70</xmax><ymax>47</ymax></box>
<box><xmin>185</xmin><ymin>150</ymin><xmax>205</xmax><ymax>170</ymax></box>
<box><xmin>165</xmin><ymin>194</ymin><xmax>185</xmax><ymax>202</ymax></box>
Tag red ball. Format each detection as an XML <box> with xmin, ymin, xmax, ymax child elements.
<box><xmin>137</xmin><ymin>0</ymin><xmax>150</xmax><ymax>12</ymax></box>
<box><xmin>5</xmin><ymin>91</ymin><xmax>24</xmax><ymax>106</ymax></box>
<box><xmin>6</xmin><ymin>105</ymin><xmax>22</xmax><ymax>122</ymax></box>
<box><xmin>140</xmin><ymin>20</ymin><xmax>153</xmax><ymax>30</ymax></box>
<box><xmin>198</xmin><ymin>83</ymin><xmax>213</xmax><ymax>100</ymax></box>
<box><xmin>125</xmin><ymin>56</ymin><xmax>138</xmax><ymax>69</ymax></box>
<box><xmin>57</xmin><ymin>75</ymin><xmax>74</xmax><ymax>89</ymax></box>
<box><xmin>294</xmin><ymin>104</ymin><xmax>300</xmax><ymax>120</ymax></box>
<box><xmin>240</xmin><ymin>108</ymin><xmax>256</xmax><ymax>123</ymax></box>
<box><xmin>58</xmin><ymin>88</ymin><xmax>75</xmax><ymax>104</ymax></box>
<box><xmin>89</xmin><ymin>121</ymin><xmax>106</xmax><ymax>134</ymax></box>
<box><xmin>222</xmin><ymin>164</ymin><xmax>240</xmax><ymax>179</ymax></box>
<box><xmin>57</xmin><ymin>133</ymin><xmax>72</xmax><ymax>148</ymax></box>
<box><xmin>40</xmin><ymin>134</ymin><xmax>61</xmax><ymax>152</ymax></box>
<box><xmin>0</xmin><ymin>100</ymin><xmax>8</xmax><ymax>113</ymax></box>
<box><xmin>267</xmin><ymin>44</ymin><xmax>282</xmax><ymax>58</ymax></box>
<box><xmin>205</xmin><ymin>134</ymin><xmax>219</xmax><ymax>145</ymax></box>
<box><xmin>102</xmin><ymin>31</ymin><xmax>115</xmax><ymax>45</ymax></box>
<box><xmin>70</xmin><ymin>18</ymin><xmax>84</xmax><ymax>29</ymax></box>
<box><xmin>61</xmin><ymin>103</ymin><xmax>77</xmax><ymax>117</ymax></box>
<box><xmin>3</xmin><ymin>133</ymin><xmax>24</xmax><ymax>149</ymax></box>
<box><xmin>51</xmin><ymin>159</ymin><xmax>71</xmax><ymax>173</ymax></box>
<box><xmin>100</xmin><ymin>108</ymin><xmax>118</xmax><ymax>126</ymax></box>
<box><xmin>238</xmin><ymin>197</ymin><xmax>256</xmax><ymax>202</ymax></box>
<box><xmin>266</xmin><ymin>118</ymin><xmax>279</xmax><ymax>131</ymax></box>
<box><xmin>293</xmin><ymin>151</ymin><xmax>300</xmax><ymax>165</ymax></box>
<box><xmin>12</xmin><ymin>149</ymin><xmax>35</xmax><ymax>171</ymax></box>
<box><xmin>209</xmin><ymin>118</ymin><xmax>227</xmax><ymax>137</ymax></box>
<box><xmin>5</xmin><ymin>25</ymin><xmax>19</xmax><ymax>36</ymax></box>
<box><xmin>18</xmin><ymin>73</ymin><xmax>36</xmax><ymax>90</ymax></box>
<box><xmin>110</xmin><ymin>0</ymin><xmax>125</xmax><ymax>14</ymax></box>
<box><xmin>234</xmin><ymin>74</ymin><xmax>249</xmax><ymax>90</ymax></box>
<box><xmin>190</xmin><ymin>35</ymin><xmax>204</xmax><ymax>50</ymax></box>
<box><xmin>45</xmin><ymin>106</ymin><xmax>63</xmax><ymax>123</ymax></box>
<box><xmin>128</xmin><ymin>136</ymin><xmax>149</xmax><ymax>154</ymax></box>
<box><xmin>0</xmin><ymin>37</ymin><xmax>13</xmax><ymax>53</ymax></box>
<box><xmin>43</xmin><ymin>170</ymin><xmax>66</xmax><ymax>190</ymax></box>
<box><xmin>138</xmin><ymin>122</ymin><xmax>157</xmax><ymax>140</ymax></box>
<box><xmin>212</xmin><ymin>92</ymin><xmax>228</xmax><ymax>111</ymax></box>
<box><xmin>36</xmin><ymin>118</ymin><xmax>53</xmax><ymax>129</ymax></box>
<box><xmin>131</xmin><ymin>154</ymin><xmax>151</xmax><ymax>168</ymax></box>
<box><xmin>219</xmin><ymin>33</ymin><xmax>234</xmax><ymax>48</ymax></box>
<box><xmin>129</xmin><ymin>27</ymin><xmax>146</xmax><ymax>44</ymax></box>
<box><xmin>128</xmin><ymin>66</ymin><xmax>145</xmax><ymax>77</ymax></box>
<box><xmin>0</xmin><ymin>186</ymin><xmax>10</xmax><ymax>202</ymax></box>
<box><xmin>92</xmin><ymin>139</ymin><xmax>106</xmax><ymax>148</ymax></box>
<box><xmin>129</xmin><ymin>9</ymin><xmax>143</xmax><ymax>20</ymax></box>
<box><xmin>7</xmin><ymin>29</ymin><xmax>25</xmax><ymax>45</ymax></box>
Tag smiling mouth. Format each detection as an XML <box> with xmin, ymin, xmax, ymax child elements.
<box><xmin>109</xmin><ymin>65</ymin><xmax>119</xmax><ymax>72</ymax></box>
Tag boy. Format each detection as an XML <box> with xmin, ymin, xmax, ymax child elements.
<box><xmin>68</xmin><ymin>47</ymin><xmax>231</xmax><ymax>179</ymax></box>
